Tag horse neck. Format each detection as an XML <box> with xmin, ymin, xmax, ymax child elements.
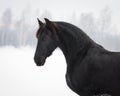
<box><xmin>57</xmin><ymin>22</ymin><xmax>94</xmax><ymax>67</ymax></box>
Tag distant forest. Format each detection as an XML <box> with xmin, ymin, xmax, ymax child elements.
<box><xmin>0</xmin><ymin>7</ymin><xmax>120</xmax><ymax>51</ymax></box>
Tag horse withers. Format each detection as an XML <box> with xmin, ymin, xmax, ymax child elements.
<box><xmin>34</xmin><ymin>18</ymin><xmax>120</xmax><ymax>96</ymax></box>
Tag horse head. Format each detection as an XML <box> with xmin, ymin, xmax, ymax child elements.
<box><xmin>34</xmin><ymin>18</ymin><xmax>59</xmax><ymax>66</ymax></box>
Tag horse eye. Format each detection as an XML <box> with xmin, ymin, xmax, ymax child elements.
<box><xmin>36</xmin><ymin>34</ymin><xmax>40</xmax><ymax>39</ymax></box>
<box><xmin>40</xmin><ymin>35</ymin><xmax>47</xmax><ymax>41</ymax></box>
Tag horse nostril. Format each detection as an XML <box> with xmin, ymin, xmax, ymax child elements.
<box><xmin>34</xmin><ymin>57</ymin><xmax>39</xmax><ymax>65</ymax></box>
<box><xmin>34</xmin><ymin>56</ymin><xmax>45</xmax><ymax>66</ymax></box>
<box><xmin>34</xmin><ymin>58</ymin><xmax>43</xmax><ymax>66</ymax></box>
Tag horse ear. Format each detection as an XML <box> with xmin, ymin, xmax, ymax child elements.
<box><xmin>45</xmin><ymin>18</ymin><xmax>59</xmax><ymax>41</ymax></box>
<box><xmin>44</xmin><ymin>18</ymin><xmax>54</xmax><ymax>29</ymax></box>
<box><xmin>44</xmin><ymin>18</ymin><xmax>51</xmax><ymax>24</ymax></box>
<box><xmin>37</xmin><ymin>18</ymin><xmax>43</xmax><ymax>27</ymax></box>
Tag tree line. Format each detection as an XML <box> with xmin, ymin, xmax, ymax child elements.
<box><xmin>0</xmin><ymin>7</ymin><xmax>120</xmax><ymax>51</ymax></box>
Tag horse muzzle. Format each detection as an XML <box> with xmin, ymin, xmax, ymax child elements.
<box><xmin>34</xmin><ymin>56</ymin><xmax>46</xmax><ymax>66</ymax></box>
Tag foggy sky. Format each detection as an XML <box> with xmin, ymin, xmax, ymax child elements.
<box><xmin>0</xmin><ymin>0</ymin><xmax>120</xmax><ymax>30</ymax></box>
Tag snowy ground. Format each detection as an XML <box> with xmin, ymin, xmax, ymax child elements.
<box><xmin>0</xmin><ymin>46</ymin><xmax>77</xmax><ymax>96</ymax></box>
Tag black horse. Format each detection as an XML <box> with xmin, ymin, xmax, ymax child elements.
<box><xmin>34</xmin><ymin>18</ymin><xmax>120</xmax><ymax>96</ymax></box>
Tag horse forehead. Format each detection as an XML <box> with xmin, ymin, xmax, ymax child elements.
<box><xmin>36</xmin><ymin>25</ymin><xmax>46</xmax><ymax>38</ymax></box>
<box><xmin>36</xmin><ymin>22</ymin><xmax>59</xmax><ymax>38</ymax></box>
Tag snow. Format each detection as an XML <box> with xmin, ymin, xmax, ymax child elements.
<box><xmin>0</xmin><ymin>46</ymin><xmax>77</xmax><ymax>96</ymax></box>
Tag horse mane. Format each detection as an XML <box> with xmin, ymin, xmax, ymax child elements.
<box><xmin>54</xmin><ymin>22</ymin><xmax>96</xmax><ymax>64</ymax></box>
<box><xmin>56</xmin><ymin>22</ymin><xmax>94</xmax><ymax>44</ymax></box>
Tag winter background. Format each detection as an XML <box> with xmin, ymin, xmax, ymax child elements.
<box><xmin>0</xmin><ymin>0</ymin><xmax>120</xmax><ymax>96</ymax></box>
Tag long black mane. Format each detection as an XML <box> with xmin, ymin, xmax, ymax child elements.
<box><xmin>57</xmin><ymin>22</ymin><xmax>93</xmax><ymax>43</ymax></box>
<box><xmin>56</xmin><ymin>22</ymin><xmax>96</xmax><ymax>66</ymax></box>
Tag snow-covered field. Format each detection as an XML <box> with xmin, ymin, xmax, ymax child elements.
<box><xmin>0</xmin><ymin>46</ymin><xmax>77</xmax><ymax>96</ymax></box>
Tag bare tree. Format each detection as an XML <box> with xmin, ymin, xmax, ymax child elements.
<box><xmin>0</xmin><ymin>9</ymin><xmax>13</xmax><ymax>46</ymax></box>
<box><xmin>98</xmin><ymin>6</ymin><xmax>112</xmax><ymax>33</ymax></box>
<box><xmin>79</xmin><ymin>13</ymin><xmax>97</xmax><ymax>40</ymax></box>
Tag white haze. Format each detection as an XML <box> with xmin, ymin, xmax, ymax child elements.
<box><xmin>0</xmin><ymin>46</ymin><xmax>78</xmax><ymax>96</ymax></box>
<box><xmin>0</xmin><ymin>6</ymin><xmax>120</xmax><ymax>51</ymax></box>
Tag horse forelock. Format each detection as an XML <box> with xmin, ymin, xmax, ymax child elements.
<box><xmin>36</xmin><ymin>22</ymin><xmax>60</xmax><ymax>44</ymax></box>
<box><xmin>36</xmin><ymin>25</ymin><xmax>45</xmax><ymax>38</ymax></box>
